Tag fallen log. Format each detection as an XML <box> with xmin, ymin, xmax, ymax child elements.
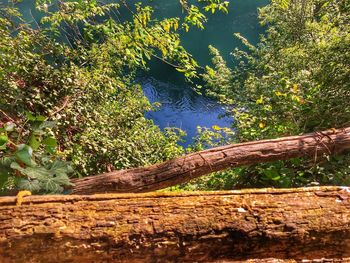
<box><xmin>0</xmin><ymin>187</ymin><xmax>349</xmax><ymax>262</ymax></box>
<box><xmin>71</xmin><ymin>127</ymin><xmax>350</xmax><ymax>194</ymax></box>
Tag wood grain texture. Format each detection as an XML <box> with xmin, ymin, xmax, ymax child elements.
<box><xmin>71</xmin><ymin>127</ymin><xmax>350</xmax><ymax>194</ymax></box>
<box><xmin>0</xmin><ymin>186</ymin><xmax>349</xmax><ymax>262</ymax></box>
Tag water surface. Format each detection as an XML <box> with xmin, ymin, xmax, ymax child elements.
<box><xmin>142</xmin><ymin>77</ymin><xmax>231</xmax><ymax>145</ymax></box>
<box><xmin>143</xmin><ymin>0</ymin><xmax>269</xmax><ymax>145</ymax></box>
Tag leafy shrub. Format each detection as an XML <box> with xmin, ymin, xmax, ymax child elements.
<box><xmin>191</xmin><ymin>0</ymin><xmax>350</xmax><ymax>189</ymax></box>
<box><xmin>0</xmin><ymin>4</ymin><xmax>186</xmax><ymax>193</ymax></box>
<box><xmin>0</xmin><ymin>117</ymin><xmax>72</xmax><ymax>194</ymax></box>
<box><xmin>0</xmin><ymin>0</ymin><xmax>231</xmax><ymax>194</ymax></box>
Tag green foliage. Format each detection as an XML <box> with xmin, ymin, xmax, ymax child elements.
<box><xmin>180</xmin><ymin>0</ymin><xmax>229</xmax><ymax>31</ymax></box>
<box><xmin>0</xmin><ymin>118</ymin><xmax>72</xmax><ymax>194</ymax></box>
<box><xmin>182</xmin><ymin>5</ymin><xmax>207</xmax><ymax>31</ymax></box>
<box><xmin>189</xmin><ymin>125</ymin><xmax>235</xmax><ymax>152</ymax></box>
<box><xmin>0</xmin><ymin>0</ymin><xmax>232</xmax><ymax>195</ymax></box>
<box><xmin>201</xmin><ymin>0</ymin><xmax>229</xmax><ymax>14</ymax></box>
<box><xmin>1</xmin><ymin>0</ymin><xmax>232</xmax><ymax>194</ymax></box>
<box><xmin>3</xmin><ymin>0</ymin><xmax>348</xmax><ymax>194</ymax></box>
<box><xmin>205</xmin><ymin>0</ymin><xmax>350</xmax><ymax>138</ymax></box>
<box><xmin>1</xmin><ymin>2</ymin><xmax>199</xmax><ymax>193</ymax></box>
<box><xmin>199</xmin><ymin>0</ymin><xmax>350</xmax><ymax>188</ymax></box>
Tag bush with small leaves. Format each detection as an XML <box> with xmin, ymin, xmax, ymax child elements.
<box><xmin>198</xmin><ymin>0</ymin><xmax>350</xmax><ymax>189</ymax></box>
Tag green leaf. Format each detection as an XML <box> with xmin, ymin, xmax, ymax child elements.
<box><xmin>36</xmin><ymin>115</ymin><xmax>46</xmax><ymax>122</ymax></box>
<box><xmin>26</xmin><ymin>112</ymin><xmax>46</xmax><ymax>122</ymax></box>
<box><xmin>0</xmin><ymin>157</ymin><xmax>14</xmax><ymax>174</ymax></box>
<box><xmin>42</xmin><ymin>137</ymin><xmax>57</xmax><ymax>154</ymax></box>
<box><xmin>42</xmin><ymin>137</ymin><xmax>57</xmax><ymax>147</ymax></box>
<box><xmin>0</xmin><ymin>145</ymin><xmax>7</xmax><ymax>150</ymax></box>
<box><xmin>17</xmin><ymin>178</ymin><xmax>41</xmax><ymax>193</ymax></box>
<box><xmin>0</xmin><ymin>157</ymin><xmax>15</xmax><ymax>187</ymax></box>
<box><xmin>10</xmin><ymin>162</ymin><xmax>22</xmax><ymax>171</ymax></box>
<box><xmin>11</xmin><ymin>162</ymin><xmax>46</xmax><ymax>180</ymax></box>
<box><xmin>0</xmin><ymin>134</ymin><xmax>8</xmax><ymax>148</ymax></box>
<box><xmin>290</xmin><ymin>158</ymin><xmax>301</xmax><ymax>166</ymax></box>
<box><xmin>15</xmin><ymin>145</ymin><xmax>34</xmax><ymax>166</ymax></box>
<box><xmin>51</xmin><ymin>160</ymin><xmax>74</xmax><ymax>175</ymax></box>
<box><xmin>45</xmin><ymin>146</ymin><xmax>56</xmax><ymax>154</ymax></box>
<box><xmin>25</xmin><ymin>112</ymin><xmax>36</xmax><ymax>121</ymax></box>
<box><xmin>263</xmin><ymin>168</ymin><xmax>280</xmax><ymax>181</ymax></box>
<box><xmin>29</xmin><ymin>135</ymin><xmax>40</xmax><ymax>150</ymax></box>
<box><xmin>11</xmin><ymin>160</ymin><xmax>73</xmax><ymax>194</ymax></box>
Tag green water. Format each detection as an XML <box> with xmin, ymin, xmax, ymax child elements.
<box><xmin>143</xmin><ymin>0</ymin><xmax>269</xmax><ymax>145</ymax></box>
<box><xmin>8</xmin><ymin>0</ymin><xmax>269</xmax><ymax>145</ymax></box>
<box><xmin>155</xmin><ymin>0</ymin><xmax>268</xmax><ymax>65</ymax></box>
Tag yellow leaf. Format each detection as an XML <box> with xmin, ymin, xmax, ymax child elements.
<box><xmin>291</xmin><ymin>84</ymin><xmax>299</xmax><ymax>93</ymax></box>
<box><xmin>183</xmin><ymin>23</ymin><xmax>189</xmax><ymax>32</ymax></box>
<box><xmin>256</xmin><ymin>96</ymin><xmax>264</xmax><ymax>104</ymax></box>
<box><xmin>174</xmin><ymin>21</ymin><xmax>178</xmax><ymax>31</ymax></box>
<box><xmin>163</xmin><ymin>22</ymin><xmax>170</xmax><ymax>33</ymax></box>
<box><xmin>160</xmin><ymin>47</ymin><xmax>167</xmax><ymax>57</ymax></box>
<box><xmin>212</xmin><ymin>125</ymin><xmax>221</xmax><ymax>131</ymax></box>
<box><xmin>291</xmin><ymin>94</ymin><xmax>301</xmax><ymax>102</ymax></box>
<box><xmin>259</xmin><ymin>122</ymin><xmax>265</xmax><ymax>129</ymax></box>
<box><xmin>275</xmin><ymin>91</ymin><xmax>283</xmax><ymax>96</ymax></box>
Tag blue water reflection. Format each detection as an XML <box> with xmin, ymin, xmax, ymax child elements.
<box><xmin>142</xmin><ymin>77</ymin><xmax>232</xmax><ymax>146</ymax></box>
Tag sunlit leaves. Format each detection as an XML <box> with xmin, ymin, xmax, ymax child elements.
<box><xmin>272</xmin><ymin>0</ymin><xmax>290</xmax><ymax>10</ymax></box>
<box><xmin>0</xmin><ymin>0</ymin><xmax>234</xmax><ymax>194</ymax></box>
<box><xmin>202</xmin><ymin>0</ymin><xmax>229</xmax><ymax>14</ymax></box>
<box><xmin>183</xmin><ymin>5</ymin><xmax>207</xmax><ymax>30</ymax></box>
<box><xmin>201</xmin><ymin>0</ymin><xmax>350</xmax><ymax>188</ymax></box>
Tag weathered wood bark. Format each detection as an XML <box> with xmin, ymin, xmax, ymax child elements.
<box><xmin>71</xmin><ymin>127</ymin><xmax>350</xmax><ymax>194</ymax></box>
<box><xmin>0</xmin><ymin>187</ymin><xmax>349</xmax><ymax>262</ymax></box>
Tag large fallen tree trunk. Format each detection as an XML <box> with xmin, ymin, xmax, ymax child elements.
<box><xmin>0</xmin><ymin>187</ymin><xmax>349</xmax><ymax>262</ymax></box>
<box><xmin>71</xmin><ymin>127</ymin><xmax>350</xmax><ymax>194</ymax></box>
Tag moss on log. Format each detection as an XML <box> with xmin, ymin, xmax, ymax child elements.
<box><xmin>71</xmin><ymin>127</ymin><xmax>350</xmax><ymax>194</ymax></box>
<box><xmin>0</xmin><ymin>186</ymin><xmax>349</xmax><ymax>262</ymax></box>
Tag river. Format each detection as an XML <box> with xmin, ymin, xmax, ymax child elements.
<box><xmin>141</xmin><ymin>0</ymin><xmax>268</xmax><ymax>145</ymax></box>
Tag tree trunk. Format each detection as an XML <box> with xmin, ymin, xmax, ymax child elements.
<box><xmin>0</xmin><ymin>186</ymin><xmax>349</xmax><ymax>262</ymax></box>
<box><xmin>71</xmin><ymin>127</ymin><xmax>350</xmax><ymax>194</ymax></box>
